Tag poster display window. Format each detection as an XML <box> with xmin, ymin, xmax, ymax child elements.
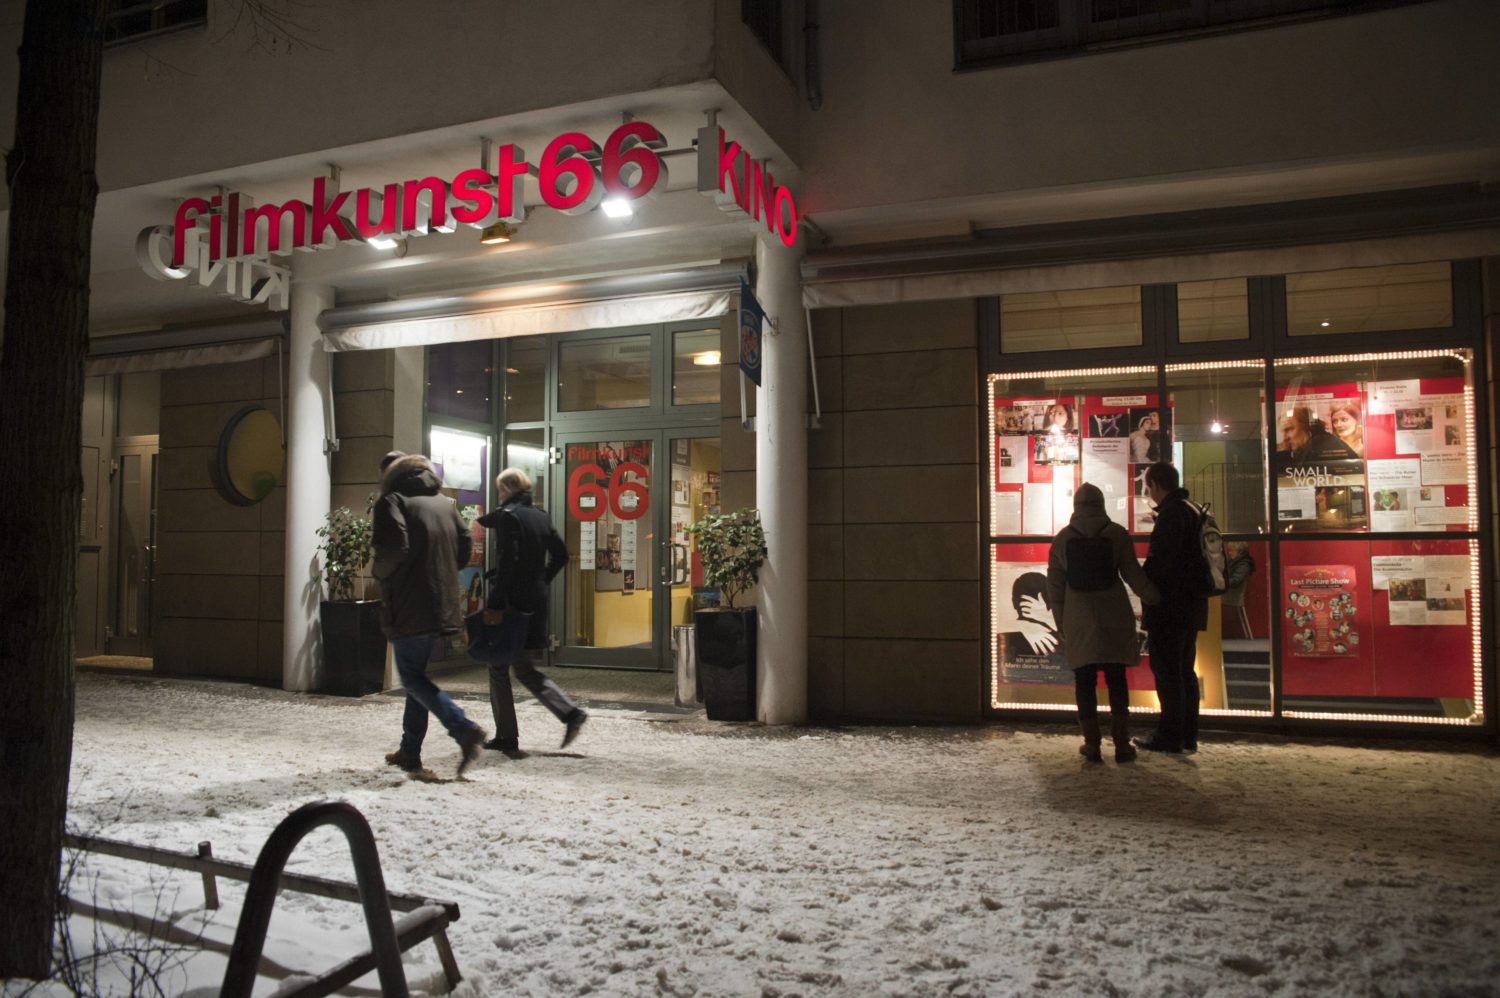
<box><xmin>989</xmin><ymin>347</ymin><xmax>1483</xmax><ymax>727</ymax></box>
<box><xmin>1274</xmin><ymin>354</ymin><xmax>1473</xmax><ymax>536</ymax></box>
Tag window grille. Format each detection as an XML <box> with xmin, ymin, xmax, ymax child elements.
<box><xmin>105</xmin><ymin>0</ymin><xmax>207</xmax><ymax>46</ymax></box>
<box><xmin>956</xmin><ymin>0</ymin><xmax>1432</xmax><ymax>66</ymax></box>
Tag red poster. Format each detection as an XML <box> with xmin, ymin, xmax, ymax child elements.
<box><xmin>1282</xmin><ymin>564</ymin><xmax>1360</xmax><ymax>658</ymax></box>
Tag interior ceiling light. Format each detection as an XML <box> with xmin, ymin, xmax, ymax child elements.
<box><xmin>480</xmin><ymin>222</ymin><xmax>515</xmax><ymax>245</ymax></box>
<box><xmin>601</xmin><ymin>198</ymin><xmax>634</xmax><ymax>219</ymax></box>
<box><xmin>692</xmin><ymin>350</ymin><xmax>721</xmax><ymax>367</ymax></box>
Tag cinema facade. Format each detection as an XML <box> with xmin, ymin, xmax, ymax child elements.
<box><xmin>46</xmin><ymin>0</ymin><xmax>1499</xmax><ymax>739</ymax></box>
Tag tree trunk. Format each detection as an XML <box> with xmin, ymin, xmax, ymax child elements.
<box><xmin>0</xmin><ymin>0</ymin><xmax>106</xmax><ymax>979</ymax></box>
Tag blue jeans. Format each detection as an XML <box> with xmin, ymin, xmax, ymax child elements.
<box><xmin>392</xmin><ymin>634</ymin><xmax>478</xmax><ymax>760</ymax></box>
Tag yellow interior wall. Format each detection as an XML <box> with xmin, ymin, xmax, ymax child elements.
<box><xmin>591</xmin><ymin>590</ymin><xmax>652</xmax><ymax>647</ymax></box>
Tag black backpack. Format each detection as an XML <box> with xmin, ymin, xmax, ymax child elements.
<box><xmin>1064</xmin><ymin>527</ymin><xmax>1117</xmax><ymax>592</ymax></box>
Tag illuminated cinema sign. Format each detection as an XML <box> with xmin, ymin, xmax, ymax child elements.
<box><xmin>695</xmin><ymin>124</ymin><xmax>799</xmax><ymax>249</ymax></box>
<box><xmin>137</xmin><ymin>116</ymin><xmax>801</xmax><ymax>310</ymax></box>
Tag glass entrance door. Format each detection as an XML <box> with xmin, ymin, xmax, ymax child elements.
<box><xmin>554</xmin><ymin>433</ymin><xmax>658</xmax><ymax>668</ymax></box>
<box><xmin>551</xmin><ymin>429</ymin><xmax>721</xmax><ymax>670</ymax></box>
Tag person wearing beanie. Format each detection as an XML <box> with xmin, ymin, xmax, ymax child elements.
<box><xmin>373</xmin><ymin>452</ymin><xmax>486</xmax><ymax>779</ymax></box>
<box><xmin>1046</xmin><ymin>482</ymin><xmax>1160</xmax><ymax>763</ymax></box>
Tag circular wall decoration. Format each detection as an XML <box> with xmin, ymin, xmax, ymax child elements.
<box><xmin>214</xmin><ymin>406</ymin><xmax>284</xmax><ymax>506</ymax></box>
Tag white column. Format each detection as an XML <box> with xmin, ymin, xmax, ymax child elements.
<box><xmin>281</xmin><ymin>281</ymin><xmax>334</xmax><ymax>691</ymax></box>
<box><xmin>753</xmin><ymin>236</ymin><xmax>808</xmax><ymax>724</ymax></box>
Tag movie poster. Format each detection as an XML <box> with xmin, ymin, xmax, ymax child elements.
<box><xmin>1282</xmin><ymin>565</ymin><xmax>1359</xmax><ymax>657</ymax></box>
<box><xmin>993</xmin><ymin>562</ymin><xmax>1070</xmax><ymax>685</ymax></box>
<box><xmin>1275</xmin><ymin>390</ymin><xmax>1367</xmax><ymax>529</ymax></box>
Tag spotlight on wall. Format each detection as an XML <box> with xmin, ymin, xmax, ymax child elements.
<box><xmin>480</xmin><ymin>222</ymin><xmax>515</xmax><ymax>245</ymax></box>
<box><xmin>601</xmin><ymin>198</ymin><xmax>634</xmax><ymax>219</ymax></box>
<box><xmin>366</xmin><ymin>235</ymin><xmax>400</xmax><ymax>250</ymax></box>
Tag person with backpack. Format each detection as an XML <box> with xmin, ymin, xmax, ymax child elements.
<box><xmin>1138</xmin><ymin>461</ymin><xmax>1213</xmax><ymax>754</ymax></box>
<box><xmin>1047</xmin><ymin>483</ymin><xmax>1160</xmax><ymax>763</ymax></box>
<box><xmin>475</xmin><ymin>468</ymin><xmax>587</xmax><ymax>757</ymax></box>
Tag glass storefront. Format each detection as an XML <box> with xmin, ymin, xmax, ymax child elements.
<box><xmin>986</xmin><ymin>260</ymin><xmax>1486</xmax><ymax>730</ymax></box>
<box><xmin>425</xmin><ymin>320</ymin><xmax>722</xmax><ymax>672</ymax></box>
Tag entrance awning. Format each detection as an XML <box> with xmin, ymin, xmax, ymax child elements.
<box><xmin>318</xmin><ymin>264</ymin><xmax>745</xmax><ymax>352</ymax></box>
<box><xmin>86</xmin><ymin>319</ymin><xmax>286</xmax><ymax>375</ymax></box>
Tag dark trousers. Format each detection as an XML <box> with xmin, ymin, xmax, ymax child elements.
<box><xmin>1146</xmin><ymin>627</ymin><xmax>1200</xmax><ymax>749</ymax></box>
<box><xmin>486</xmin><ymin>611</ymin><xmax>579</xmax><ymax>747</ymax></box>
<box><xmin>1073</xmin><ymin>664</ymin><xmax>1130</xmax><ymax>720</ymax></box>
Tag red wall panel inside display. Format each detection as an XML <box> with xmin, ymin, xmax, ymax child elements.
<box><xmin>1279</xmin><ymin>539</ymin><xmax>1474</xmax><ymax>699</ymax></box>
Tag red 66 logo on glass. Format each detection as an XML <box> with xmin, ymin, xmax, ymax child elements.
<box><xmin>567</xmin><ymin>442</ymin><xmax>651</xmax><ymax>522</ymax></box>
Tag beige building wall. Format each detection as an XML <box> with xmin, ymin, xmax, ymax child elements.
<box><xmin>805</xmin><ymin>300</ymin><xmax>984</xmax><ymax>722</ymax></box>
<box><xmin>329</xmin><ymin>349</ymin><xmax>399</xmax><ymax>602</ymax></box>
<box><xmin>154</xmin><ymin>356</ymin><xmax>287</xmax><ymax>682</ymax></box>
<box><xmin>153</xmin><ymin>348</ymin><xmax>396</xmax><ymax>683</ymax></box>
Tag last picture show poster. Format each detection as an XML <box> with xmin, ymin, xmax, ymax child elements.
<box><xmin>1282</xmin><ymin>564</ymin><xmax>1360</xmax><ymax>658</ymax></box>
<box><xmin>993</xmin><ymin>562</ymin><xmax>1070</xmax><ymax>685</ymax></box>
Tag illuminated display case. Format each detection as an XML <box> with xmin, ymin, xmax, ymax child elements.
<box><xmin>983</xmin><ymin>265</ymin><xmax>1487</xmax><ymax>731</ymax></box>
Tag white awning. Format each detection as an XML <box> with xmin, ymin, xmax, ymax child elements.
<box><xmin>321</xmin><ymin>287</ymin><xmax>734</xmax><ymax>353</ymax></box>
<box><xmin>318</xmin><ymin>263</ymin><xmax>745</xmax><ymax>352</ymax></box>
<box><xmin>86</xmin><ymin>319</ymin><xmax>285</xmax><ymax>375</ymax></box>
<box><xmin>802</xmin><ymin>229</ymin><xmax>1500</xmax><ymax>309</ymax></box>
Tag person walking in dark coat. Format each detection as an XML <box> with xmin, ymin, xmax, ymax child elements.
<box><xmin>1047</xmin><ymin>483</ymin><xmax>1160</xmax><ymax>763</ymax></box>
<box><xmin>1138</xmin><ymin>462</ymin><xmax>1209</xmax><ymax>754</ymax></box>
<box><xmin>477</xmin><ymin>468</ymin><xmax>587</xmax><ymax>756</ymax></box>
<box><xmin>373</xmin><ymin>451</ymin><xmax>486</xmax><ymax>779</ymax></box>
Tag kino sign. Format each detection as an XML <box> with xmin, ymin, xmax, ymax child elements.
<box><xmin>137</xmin><ymin>118</ymin><xmax>800</xmax><ymax>311</ymax></box>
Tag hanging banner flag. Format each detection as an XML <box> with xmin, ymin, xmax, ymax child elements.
<box><xmin>738</xmin><ymin>276</ymin><xmax>765</xmax><ymax>387</ymax></box>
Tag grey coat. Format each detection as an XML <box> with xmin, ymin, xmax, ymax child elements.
<box><xmin>1046</xmin><ymin>507</ymin><xmax>1160</xmax><ymax>670</ymax></box>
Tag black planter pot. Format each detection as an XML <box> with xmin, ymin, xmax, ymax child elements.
<box><xmin>694</xmin><ymin>607</ymin><xmax>756</xmax><ymax>721</ymax></box>
<box><xmin>319</xmin><ymin>600</ymin><xmax>386</xmax><ymax>696</ymax></box>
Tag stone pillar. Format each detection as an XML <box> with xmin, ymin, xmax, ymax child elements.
<box><xmin>754</xmin><ymin>236</ymin><xmax>809</xmax><ymax>724</ymax></box>
<box><xmin>281</xmin><ymin>282</ymin><xmax>334</xmax><ymax>691</ymax></box>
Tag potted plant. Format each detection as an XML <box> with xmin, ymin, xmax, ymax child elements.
<box><xmin>686</xmin><ymin>508</ymin><xmax>767</xmax><ymax>721</ymax></box>
<box><xmin>315</xmin><ymin>495</ymin><xmax>384</xmax><ymax>696</ymax></box>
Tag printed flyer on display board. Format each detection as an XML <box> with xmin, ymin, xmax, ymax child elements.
<box><xmin>1281</xmin><ymin>565</ymin><xmax>1360</xmax><ymax>657</ymax></box>
<box><xmin>993</xmin><ymin>391</ymin><xmax>1169</xmax><ymax>535</ymax></box>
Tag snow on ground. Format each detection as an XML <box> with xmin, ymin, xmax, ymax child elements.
<box><xmin>14</xmin><ymin>670</ymin><xmax>1500</xmax><ymax>997</ymax></box>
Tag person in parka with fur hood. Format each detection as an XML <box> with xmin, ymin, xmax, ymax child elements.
<box><xmin>1047</xmin><ymin>483</ymin><xmax>1160</xmax><ymax>763</ymax></box>
<box><xmin>373</xmin><ymin>451</ymin><xmax>486</xmax><ymax>778</ymax></box>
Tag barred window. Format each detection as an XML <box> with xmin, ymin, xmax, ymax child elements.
<box><xmin>106</xmin><ymin>0</ymin><xmax>208</xmax><ymax>45</ymax></box>
<box><xmin>956</xmin><ymin>0</ymin><xmax>1431</xmax><ymax>67</ymax></box>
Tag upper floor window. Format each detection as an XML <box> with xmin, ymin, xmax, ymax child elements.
<box><xmin>742</xmin><ymin>0</ymin><xmax>801</xmax><ymax>77</ymax></box>
<box><xmin>106</xmin><ymin>0</ymin><xmax>207</xmax><ymax>46</ymax></box>
<box><xmin>955</xmin><ymin>0</ymin><xmax>1431</xmax><ymax>67</ymax></box>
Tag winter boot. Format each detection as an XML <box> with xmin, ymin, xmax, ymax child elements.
<box><xmin>1111</xmin><ymin>714</ymin><xmax>1137</xmax><ymax>763</ymax></box>
<box><xmin>1078</xmin><ymin>717</ymin><xmax>1104</xmax><ymax>763</ymax></box>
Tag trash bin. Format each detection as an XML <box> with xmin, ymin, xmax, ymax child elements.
<box><xmin>673</xmin><ymin>624</ymin><xmax>700</xmax><ymax>708</ymax></box>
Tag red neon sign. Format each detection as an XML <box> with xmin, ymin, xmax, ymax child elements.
<box><xmin>137</xmin><ymin>115</ymin><xmax>802</xmax><ymax>310</ymax></box>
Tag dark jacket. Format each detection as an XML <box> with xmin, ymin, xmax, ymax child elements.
<box><xmin>372</xmin><ymin>455</ymin><xmax>471</xmax><ymax>639</ymax></box>
<box><xmin>1142</xmin><ymin>487</ymin><xmax>1209</xmax><ymax>632</ymax></box>
<box><xmin>479</xmin><ymin>490</ymin><xmax>568</xmax><ymax>650</ymax></box>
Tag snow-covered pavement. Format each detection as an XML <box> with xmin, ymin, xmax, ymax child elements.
<box><xmin>30</xmin><ymin>671</ymin><xmax>1500</xmax><ymax>996</ymax></box>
